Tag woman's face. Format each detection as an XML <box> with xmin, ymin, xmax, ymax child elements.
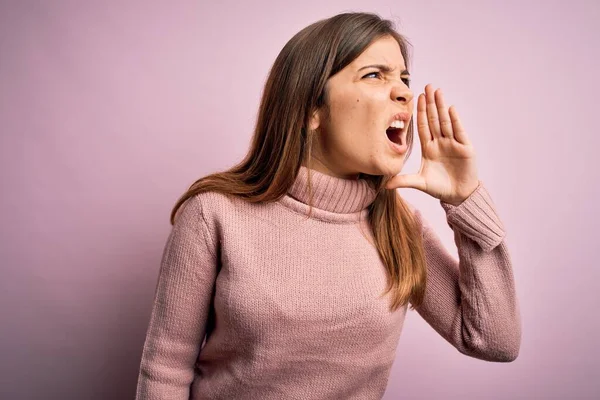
<box><xmin>308</xmin><ymin>35</ymin><xmax>414</xmax><ymax>179</ymax></box>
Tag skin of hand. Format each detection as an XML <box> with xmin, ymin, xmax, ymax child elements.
<box><xmin>385</xmin><ymin>83</ymin><xmax>480</xmax><ymax>206</ymax></box>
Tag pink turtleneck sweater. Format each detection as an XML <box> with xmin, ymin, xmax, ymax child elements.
<box><xmin>135</xmin><ymin>166</ymin><xmax>521</xmax><ymax>400</ymax></box>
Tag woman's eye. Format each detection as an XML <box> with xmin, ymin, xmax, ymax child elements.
<box><xmin>363</xmin><ymin>72</ymin><xmax>410</xmax><ymax>86</ymax></box>
<box><xmin>363</xmin><ymin>71</ymin><xmax>381</xmax><ymax>79</ymax></box>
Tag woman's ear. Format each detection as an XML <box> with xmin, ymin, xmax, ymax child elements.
<box><xmin>308</xmin><ymin>108</ymin><xmax>321</xmax><ymax>131</ymax></box>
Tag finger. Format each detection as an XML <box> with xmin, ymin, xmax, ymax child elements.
<box><xmin>385</xmin><ymin>173</ymin><xmax>426</xmax><ymax>191</ymax></box>
<box><xmin>425</xmin><ymin>84</ymin><xmax>441</xmax><ymax>139</ymax></box>
<box><xmin>448</xmin><ymin>106</ymin><xmax>470</xmax><ymax>145</ymax></box>
<box><xmin>417</xmin><ymin>93</ymin><xmax>433</xmax><ymax>142</ymax></box>
<box><xmin>435</xmin><ymin>89</ymin><xmax>453</xmax><ymax>139</ymax></box>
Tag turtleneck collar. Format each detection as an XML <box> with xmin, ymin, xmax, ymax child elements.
<box><xmin>282</xmin><ymin>165</ymin><xmax>378</xmax><ymax>217</ymax></box>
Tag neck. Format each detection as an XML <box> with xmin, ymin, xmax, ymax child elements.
<box><xmin>302</xmin><ymin>157</ymin><xmax>360</xmax><ymax>181</ymax></box>
<box><xmin>283</xmin><ymin>164</ymin><xmax>378</xmax><ymax>217</ymax></box>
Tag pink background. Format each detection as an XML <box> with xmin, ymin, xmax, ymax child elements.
<box><xmin>1</xmin><ymin>1</ymin><xmax>598</xmax><ymax>399</ymax></box>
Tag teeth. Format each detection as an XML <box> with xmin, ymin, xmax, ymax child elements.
<box><xmin>389</xmin><ymin>120</ymin><xmax>405</xmax><ymax>129</ymax></box>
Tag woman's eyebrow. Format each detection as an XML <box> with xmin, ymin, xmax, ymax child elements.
<box><xmin>358</xmin><ymin>64</ymin><xmax>410</xmax><ymax>76</ymax></box>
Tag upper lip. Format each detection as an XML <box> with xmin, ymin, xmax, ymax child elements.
<box><xmin>387</xmin><ymin>112</ymin><xmax>411</xmax><ymax>129</ymax></box>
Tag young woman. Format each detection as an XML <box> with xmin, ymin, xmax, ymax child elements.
<box><xmin>135</xmin><ymin>12</ymin><xmax>521</xmax><ymax>400</ymax></box>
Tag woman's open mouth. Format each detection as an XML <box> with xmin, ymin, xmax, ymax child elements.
<box><xmin>386</xmin><ymin>126</ymin><xmax>404</xmax><ymax>146</ymax></box>
<box><xmin>385</xmin><ymin>123</ymin><xmax>407</xmax><ymax>154</ymax></box>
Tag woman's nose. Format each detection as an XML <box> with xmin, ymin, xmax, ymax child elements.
<box><xmin>391</xmin><ymin>82</ymin><xmax>413</xmax><ymax>103</ymax></box>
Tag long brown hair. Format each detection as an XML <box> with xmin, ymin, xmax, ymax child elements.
<box><xmin>171</xmin><ymin>12</ymin><xmax>426</xmax><ymax>312</ymax></box>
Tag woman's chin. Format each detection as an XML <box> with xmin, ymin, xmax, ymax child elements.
<box><xmin>389</xmin><ymin>155</ymin><xmax>406</xmax><ymax>171</ymax></box>
<box><xmin>373</xmin><ymin>160</ymin><xmax>404</xmax><ymax>179</ymax></box>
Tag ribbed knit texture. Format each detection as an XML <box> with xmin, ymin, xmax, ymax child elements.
<box><xmin>135</xmin><ymin>165</ymin><xmax>521</xmax><ymax>400</ymax></box>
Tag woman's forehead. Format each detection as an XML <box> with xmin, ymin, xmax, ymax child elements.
<box><xmin>350</xmin><ymin>37</ymin><xmax>406</xmax><ymax>70</ymax></box>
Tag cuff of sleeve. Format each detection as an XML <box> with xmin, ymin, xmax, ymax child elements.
<box><xmin>440</xmin><ymin>181</ymin><xmax>506</xmax><ymax>252</ymax></box>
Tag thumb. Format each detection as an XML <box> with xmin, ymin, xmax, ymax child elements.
<box><xmin>385</xmin><ymin>174</ymin><xmax>424</xmax><ymax>190</ymax></box>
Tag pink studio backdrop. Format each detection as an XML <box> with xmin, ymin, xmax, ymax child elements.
<box><xmin>1</xmin><ymin>1</ymin><xmax>598</xmax><ymax>399</ymax></box>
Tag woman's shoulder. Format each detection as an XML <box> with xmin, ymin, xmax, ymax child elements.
<box><xmin>183</xmin><ymin>190</ymin><xmax>241</xmax><ymax>218</ymax></box>
<box><xmin>184</xmin><ymin>190</ymin><xmax>266</xmax><ymax>225</ymax></box>
<box><xmin>187</xmin><ymin>190</ymin><xmax>234</xmax><ymax>207</ymax></box>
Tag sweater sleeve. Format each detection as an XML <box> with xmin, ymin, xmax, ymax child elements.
<box><xmin>135</xmin><ymin>195</ymin><xmax>218</xmax><ymax>399</ymax></box>
<box><xmin>410</xmin><ymin>181</ymin><xmax>521</xmax><ymax>362</ymax></box>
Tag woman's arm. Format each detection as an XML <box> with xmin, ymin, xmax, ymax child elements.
<box><xmin>410</xmin><ymin>181</ymin><xmax>521</xmax><ymax>362</ymax></box>
<box><xmin>135</xmin><ymin>195</ymin><xmax>218</xmax><ymax>399</ymax></box>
